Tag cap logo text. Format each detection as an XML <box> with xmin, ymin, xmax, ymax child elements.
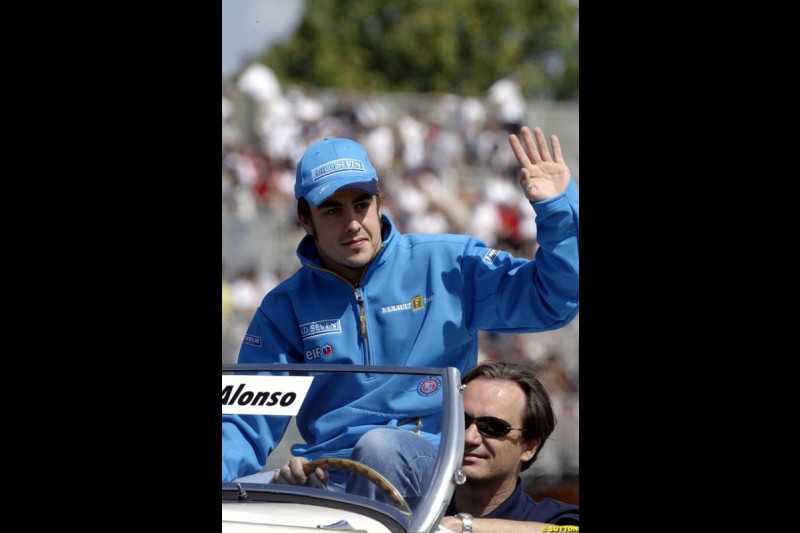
<box><xmin>312</xmin><ymin>158</ymin><xmax>365</xmax><ymax>182</ymax></box>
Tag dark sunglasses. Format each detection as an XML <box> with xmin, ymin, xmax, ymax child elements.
<box><xmin>465</xmin><ymin>413</ymin><xmax>524</xmax><ymax>438</ymax></box>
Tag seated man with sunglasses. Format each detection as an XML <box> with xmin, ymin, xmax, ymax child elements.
<box><xmin>331</xmin><ymin>360</ymin><xmax>579</xmax><ymax>528</ymax></box>
<box><xmin>438</xmin><ymin>360</ymin><xmax>580</xmax><ymax>531</ymax></box>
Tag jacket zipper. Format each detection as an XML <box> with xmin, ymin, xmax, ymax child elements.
<box><xmin>304</xmin><ymin>265</ymin><xmax>372</xmax><ymax>366</ymax></box>
<box><xmin>354</xmin><ymin>284</ymin><xmax>371</xmax><ymax>366</ymax></box>
<box><xmin>304</xmin><ymin>243</ymin><xmax>382</xmax><ymax>367</ymax></box>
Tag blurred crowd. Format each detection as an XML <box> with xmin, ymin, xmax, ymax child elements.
<box><xmin>222</xmin><ymin>62</ymin><xmax>578</xmax><ymax>477</ymax></box>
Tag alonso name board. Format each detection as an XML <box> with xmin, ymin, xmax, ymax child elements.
<box><xmin>221</xmin><ymin>375</ymin><xmax>314</xmax><ymax>415</ymax></box>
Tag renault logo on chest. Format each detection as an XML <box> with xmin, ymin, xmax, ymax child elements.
<box><xmin>381</xmin><ymin>294</ymin><xmax>434</xmax><ymax>314</ymax></box>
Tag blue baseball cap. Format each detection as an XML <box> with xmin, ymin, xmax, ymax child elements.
<box><xmin>295</xmin><ymin>137</ymin><xmax>379</xmax><ymax>207</ymax></box>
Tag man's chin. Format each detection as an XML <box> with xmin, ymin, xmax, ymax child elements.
<box><xmin>460</xmin><ymin>462</ymin><xmax>484</xmax><ymax>480</ymax></box>
<box><xmin>340</xmin><ymin>253</ymin><xmax>373</xmax><ymax>268</ymax></box>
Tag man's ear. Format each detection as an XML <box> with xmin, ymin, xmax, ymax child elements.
<box><xmin>520</xmin><ymin>437</ymin><xmax>540</xmax><ymax>464</ymax></box>
<box><xmin>298</xmin><ymin>212</ymin><xmax>314</xmax><ymax>236</ymax></box>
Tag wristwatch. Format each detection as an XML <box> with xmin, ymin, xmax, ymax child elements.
<box><xmin>455</xmin><ymin>512</ymin><xmax>473</xmax><ymax>533</ymax></box>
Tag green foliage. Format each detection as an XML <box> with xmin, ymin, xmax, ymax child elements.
<box><xmin>258</xmin><ymin>0</ymin><xmax>578</xmax><ymax>100</ymax></box>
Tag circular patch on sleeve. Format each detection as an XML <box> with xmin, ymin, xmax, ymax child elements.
<box><xmin>416</xmin><ymin>376</ymin><xmax>442</xmax><ymax>396</ymax></box>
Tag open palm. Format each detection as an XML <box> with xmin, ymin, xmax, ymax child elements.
<box><xmin>508</xmin><ymin>126</ymin><xmax>572</xmax><ymax>202</ymax></box>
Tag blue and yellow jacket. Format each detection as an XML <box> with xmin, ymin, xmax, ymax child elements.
<box><xmin>222</xmin><ymin>178</ymin><xmax>579</xmax><ymax>481</ymax></box>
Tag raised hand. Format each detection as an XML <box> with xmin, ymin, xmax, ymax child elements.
<box><xmin>508</xmin><ymin>126</ymin><xmax>572</xmax><ymax>202</ymax></box>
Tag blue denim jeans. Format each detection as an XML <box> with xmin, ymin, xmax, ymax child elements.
<box><xmin>346</xmin><ymin>427</ymin><xmax>439</xmax><ymax>512</ymax></box>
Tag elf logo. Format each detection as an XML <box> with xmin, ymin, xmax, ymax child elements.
<box><xmin>306</xmin><ymin>343</ymin><xmax>333</xmax><ymax>360</ymax></box>
<box><xmin>221</xmin><ymin>375</ymin><xmax>314</xmax><ymax>415</ymax></box>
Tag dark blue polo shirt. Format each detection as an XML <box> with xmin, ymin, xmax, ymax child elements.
<box><xmin>446</xmin><ymin>478</ymin><xmax>579</xmax><ymax>525</ymax></box>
